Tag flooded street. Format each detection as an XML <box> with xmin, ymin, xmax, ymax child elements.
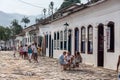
<box><xmin>0</xmin><ymin>51</ymin><xmax>117</xmax><ymax>80</ymax></box>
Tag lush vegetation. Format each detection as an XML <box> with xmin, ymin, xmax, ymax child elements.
<box><xmin>10</xmin><ymin>19</ymin><xmax>23</xmax><ymax>36</ymax></box>
<box><xmin>21</xmin><ymin>16</ymin><xmax>30</xmax><ymax>28</ymax></box>
<box><xmin>0</xmin><ymin>19</ymin><xmax>23</xmax><ymax>41</ymax></box>
<box><xmin>0</xmin><ymin>14</ymin><xmax>32</xmax><ymax>41</ymax></box>
<box><xmin>59</xmin><ymin>0</ymin><xmax>100</xmax><ymax>10</ymax></box>
<box><xmin>59</xmin><ymin>0</ymin><xmax>81</xmax><ymax>9</ymax></box>
<box><xmin>91</xmin><ymin>0</ymin><xmax>99</xmax><ymax>3</ymax></box>
<box><xmin>0</xmin><ymin>26</ymin><xmax>11</xmax><ymax>41</ymax></box>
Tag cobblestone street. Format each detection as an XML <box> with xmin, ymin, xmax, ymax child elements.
<box><xmin>0</xmin><ymin>51</ymin><xmax>117</xmax><ymax>80</ymax></box>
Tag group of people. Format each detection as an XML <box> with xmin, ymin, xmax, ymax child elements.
<box><xmin>17</xmin><ymin>43</ymin><xmax>41</xmax><ymax>63</ymax></box>
<box><xmin>59</xmin><ymin>51</ymin><xmax>82</xmax><ymax>70</ymax></box>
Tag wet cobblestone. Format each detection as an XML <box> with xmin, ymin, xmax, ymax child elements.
<box><xmin>0</xmin><ymin>51</ymin><xmax>117</xmax><ymax>80</ymax></box>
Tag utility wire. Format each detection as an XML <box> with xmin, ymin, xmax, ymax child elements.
<box><xmin>18</xmin><ymin>0</ymin><xmax>47</xmax><ymax>9</ymax></box>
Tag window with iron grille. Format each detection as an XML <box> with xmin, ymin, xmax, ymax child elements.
<box><xmin>88</xmin><ymin>25</ymin><xmax>93</xmax><ymax>54</ymax></box>
<box><xmin>60</xmin><ymin>31</ymin><xmax>63</xmax><ymax>50</ymax></box>
<box><xmin>64</xmin><ymin>30</ymin><xmax>67</xmax><ymax>50</ymax></box>
<box><xmin>81</xmin><ymin>27</ymin><xmax>86</xmax><ymax>53</ymax></box>
<box><xmin>107</xmin><ymin>21</ymin><xmax>114</xmax><ymax>52</ymax></box>
<box><xmin>54</xmin><ymin>32</ymin><xmax>57</xmax><ymax>49</ymax></box>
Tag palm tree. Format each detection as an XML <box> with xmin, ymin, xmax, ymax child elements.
<box><xmin>43</xmin><ymin>8</ymin><xmax>47</xmax><ymax>19</ymax></box>
<box><xmin>21</xmin><ymin>16</ymin><xmax>30</xmax><ymax>27</ymax></box>
<box><xmin>11</xmin><ymin>19</ymin><xmax>18</xmax><ymax>27</ymax></box>
<box><xmin>11</xmin><ymin>19</ymin><xmax>23</xmax><ymax>35</ymax></box>
<box><xmin>49</xmin><ymin>1</ymin><xmax>54</xmax><ymax>20</ymax></box>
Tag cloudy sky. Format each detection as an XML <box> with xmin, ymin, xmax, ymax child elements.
<box><xmin>0</xmin><ymin>0</ymin><xmax>87</xmax><ymax>16</ymax></box>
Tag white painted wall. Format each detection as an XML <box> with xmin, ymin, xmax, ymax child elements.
<box><xmin>39</xmin><ymin>0</ymin><xmax>120</xmax><ymax>69</ymax></box>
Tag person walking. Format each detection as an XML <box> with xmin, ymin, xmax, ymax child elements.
<box><xmin>19</xmin><ymin>45</ymin><xmax>23</xmax><ymax>58</ymax></box>
<box><xmin>37</xmin><ymin>44</ymin><xmax>41</xmax><ymax>56</ymax></box>
<box><xmin>31</xmin><ymin>43</ymin><xmax>35</xmax><ymax>59</ymax></box>
<box><xmin>13</xmin><ymin>45</ymin><xmax>16</xmax><ymax>58</ymax></box>
<box><xmin>32</xmin><ymin>43</ymin><xmax>38</xmax><ymax>63</ymax></box>
<box><xmin>23</xmin><ymin>44</ymin><xmax>28</xmax><ymax>59</ymax></box>
<box><xmin>28</xmin><ymin>45</ymin><xmax>32</xmax><ymax>63</ymax></box>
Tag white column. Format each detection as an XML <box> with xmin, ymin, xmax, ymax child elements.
<box><xmin>94</xmin><ymin>24</ymin><xmax>98</xmax><ymax>67</ymax></box>
<box><xmin>66</xmin><ymin>30</ymin><xmax>68</xmax><ymax>51</ymax></box>
<box><xmin>62</xmin><ymin>30</ymin><xmax>64</xmax><ymax>50</ymax></box>
<box><xmin>72</xmin><ymin>28</ymin><xmax>75</xmax><ymax>55</ymax></box>
<box><xmin>63</xmin><ymin>30</ymin><xmax>65</xmax><ymax>50</ymax></box>
<box><xmin>85</xmin><ymin>26</ymin><xmax>88</xmax><ymax>54</ymax></box>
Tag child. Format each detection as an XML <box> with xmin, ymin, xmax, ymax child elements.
<box><xmin>33</xmin><ymin>43</ymin><xmax>38</xmax><ymax>63</ymax></box>
<box><xmin>70</xmin><ymin>55</ymin><xmax>76</xmax><ymax>68</ymax></box>
<box><xmin>37</xmin><ymin>45</ymin><xmax>41</xmax><ymax>56</ymax></box>
<box><xmin>28</xmin><ymin>45</ymin><xmax>32</xmax><ymax>63</ymax></box>
<box><xmin>65</xmin><ymin>52</ymin><xmax>72</xmax><ymax>70</ymax></box>
<box><xmin>75</xmin><ymin>52</ymin><xmax>82</xmax><ymax>67</ymax></box>
<box><xmin>19</xmin><ymin>45</ymin><xmax>23</xmax><ymax>58</ymax></box>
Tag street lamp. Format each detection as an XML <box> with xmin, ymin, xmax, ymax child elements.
<box><xmin>63</xmin><ymin>22</ymin><xmax>69</xmax><ymax>50</ymax></box>
<box><xmin>64</xmin><ymin>22</ymin><xmax>72</xmax><ymax>36</ymax></box>
<box><xmin>64</xmin><ymin>22</ymin><xmax>69</xmax><ymax>32</ymax></box>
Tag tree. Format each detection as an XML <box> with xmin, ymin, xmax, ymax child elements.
<box><xmin>10</xmin><ymin>19</ymin><xmax>22</xmax><ymax>47</ymax></box>
<box><xmin>49</xmin><ymin>1</ymin><xmax>54</xmax><ymax>12</ymax></box>
<box><xmin>43</xmin><ymin>8</ymin><xmax>47</xmax><ymax>19</ymax></box>
<box><xmin>4</xmin><ymin>27</ymin><xmax>11</xmax><ymax>41</ymax></box>
<box><xmin>49</xmin><ymin>1</ymin><xmax>54</xmax><ymax>20</ymax></box>
<box><xmin>11</xmin><ymin>19</ymin><xmax>23</xmax><ymax>36</ymax></box>
<box><xmin>0</xmin><ymin>26</ymin><xmax>5</xmax><ymax>40</ymax></box>
<box><xmin>21</xmin><ymin>16</ymin><xmax>30</xmax><ymax>27</ymax></box>
<box><xmin>35</xmin><ymin>18</ymin><xmax>43</xmax><ymax>24</ymax></box>
<box><xmin>0</xmin><ymin>26</ymin><xmax>11</xmax><ymax>41</ymax></box>
<box><xmin>59</xmin><ymin>0</ymin><xmax>81</xmax><ymax>9</ymax></box>
<box><xmin>91</xmin><ymin>0</ymin><xmax>99</xmax><ymax>3</ymax></box>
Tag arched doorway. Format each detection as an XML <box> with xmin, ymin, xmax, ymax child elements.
<box><xmin>107</xmin><ymin>21</ymin><xmax>114</xmax><ymax>52</ymax></box>
<box><xmin>81</xmin><ymin>27</ymin><xmax>86</xmax><ymax>53</ymax></box>
<box><xmin>49</xmin><ymin>34</ymin><xmax>51</xmax><ymax>57</ymax></box>
<box><xmin>74</xmin><ymin>28</ymin><xmax>79</xmax><ymax>52</ymax></box>
<box><xmin>88</xmin><ymin>25</ymin><xmax>93</xmax><ymax>54</ymax></box>
<box><xmin>68</xmin><ymin>29</ymin><xmax>72</xmax><ymax>53</ymax></box>
<box><xmin>97</xmin><ymin>23</ymin><xmax>104</xmax><ymax>67</ymax></box>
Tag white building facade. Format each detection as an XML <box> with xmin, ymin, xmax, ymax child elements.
<box><xmin>39</xmin><ymin>0</ymin><xmax>120</xmax><ymax>70</ymax></box>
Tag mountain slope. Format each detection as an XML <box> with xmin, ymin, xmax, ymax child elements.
<box><xmin>0</xmin><ymin>11</ymin><xmax>42</xmax><ymax>27</ymax></box>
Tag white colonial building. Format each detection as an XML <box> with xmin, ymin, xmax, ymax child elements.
<box><xmin>38</xmin><ymin>0</ymin><xmax>120</xmax><ymax>70</ymax></box>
